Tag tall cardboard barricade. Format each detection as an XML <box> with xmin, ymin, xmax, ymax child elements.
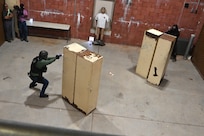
<box><xmin>62</xmin><ymin>43</ymin><xmax>103</xmax><ymax>114</ymax></box>
<box><xmin>74</xmin><ymin>50</ymin><xmax>103</xmax><ymax>114</ymax></box>
<box><xmin>62</xmin><ymin>43</ymin><xmax>86</xmax><ymax>103</ymax></box>
<box><xmin>147</xmin><ymin>33</ymin><xmax>176</xmax><ymax>85</ymax></box>
<box><xmin>136</xmin><ymin>29</ymin><xmax>163</xmax><ymax>78</ymax></box>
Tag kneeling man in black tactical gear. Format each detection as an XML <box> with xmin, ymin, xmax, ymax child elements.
<box><xmin>28</xmin><ymin>50</ymin><xmax>62</xmax><ymax>98</ymax></box>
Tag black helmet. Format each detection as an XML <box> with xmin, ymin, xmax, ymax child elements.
<box><xmin>20</xmin><ymin>3</ymin><xmax>24</xmax><ymax>9</ymax></box>
<box><xmin>39</xmin><ymin>50</ymin><xmax>48</xmax><ymax>60</ymax></box>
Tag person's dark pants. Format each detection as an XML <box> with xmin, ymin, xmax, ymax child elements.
<box><xmin>4</xmin><ymin>20</ymin><xmax>13</xmax><ymax>41</ymax></box>
<box><xmin>171</xmin><ymin>44</ymin><xmax>177</xmax><ymax>58</ymax></box>
<box><xmin>171</xmin><ymin>41</ymin><xmax>177</xmax><ymax>61</ymax></box>
<box><xmin>29</xmin><ymin>76</ymin><xmax>49</xmax><ymax>96</ymax></box>
<box><xmin>19</xmin><ymin>21</ymin><xmax>28</xmax><ymax>41</ymax></box>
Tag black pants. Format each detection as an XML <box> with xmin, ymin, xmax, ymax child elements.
<box><xmin>4</xmin><ymin>20</ymin><xmax>13</xmax><ymax>41</ymax></box>
<box><xmin>19</xmin><ymin>21</ymin><xmax>28</xmax><ymax>40</ymax></box>
<box><xmin>171</xmin><ymin>42</ymin><xmax>177</xmax><ymax>59</ymax></box>
<box><xmin>29</xmin><ymin>76</ymin><xmax>49</xmax><ymax>96</ymax></box>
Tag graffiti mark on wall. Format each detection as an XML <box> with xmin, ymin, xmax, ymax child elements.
<box><xmin>121</xmin><ymin>0</ymin><xmax>131</xmax><ymax>20</ymax></box>
<box><xmin>114</xmin><ymin>33</ymin><xmax>122</xmax><ymax>39</ymax></box>
<box><xmin>118</xmin><ymin>17</ymin><xmax>141</xmax><ymax>27</ymax></box>
<box><xmin>156</xmin><ymin>0</ymin><xmax>169</xmax><ymax>7</ymax></box>
<box><xmin>40</xmin><ymin>10</ymin><xmax>64</xmax><ymax>17</ymax></box>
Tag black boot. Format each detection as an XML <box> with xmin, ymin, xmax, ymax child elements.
<box><xmin>171</xmin><ymin>56</ymin><xmax>176</xmax><ymax>62</ymax></box>
<box><xmin>40</xmin><ymin>94</ymin><xmax>49</xmax><ymax>98</ymax></box>
<box><xmin>29</xmin><ymin>83</ymin><xmax>37</xmax><ymax>88</ymax></box>
<box><xmin>93</xmin><ymin>39</ymin><xmax>100</xmax><ymax>45</ymax></box>
<box><xmin>99</xmin><ymin>40</ymin><xmax>105</xmax><ymax>46</ymax></box>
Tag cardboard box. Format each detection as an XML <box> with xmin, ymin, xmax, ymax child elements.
<box><xmin>74</xmin><ymin>50</ymin><xmax>103</xmax><ymax>114</ymax></box>
<box><xmin>136</xmin><ymin>29</ymin><xmax>163</xmax><ymax>78</ymax></box>
<box><xmin>147</xmin><ymin>33</ymin><xmax>176</xmax><ymax>85</ymax></box>
<box><xmin>62</xmin><ymin>43</ymin><xmax>86</xmax><ymax>103</ymax></box>
<box><xmin>62</xmin><ymin>43</ymin><xmax>103</xmax><ymax>114</ymax></box>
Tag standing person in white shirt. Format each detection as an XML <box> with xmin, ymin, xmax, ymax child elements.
<box><xmin>93</xmin><ymin>7</ymin><xmax>109</xmax><ymax>46</ymax></box>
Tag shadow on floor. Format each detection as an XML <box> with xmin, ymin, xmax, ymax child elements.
<box><xmin>24</xmin><ymin>88</ymin><xmax>61</xmax><ymax>109</ymax></box>
<box><xmin>128</xmin><ymin>65</ymin><xmax>170</xmax><ymax>90</ymax></box>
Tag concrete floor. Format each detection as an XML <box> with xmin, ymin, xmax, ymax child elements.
<box><xmin>0</xmin><ymin>36</ymin><xmax>204</xmax><ymax>136</ymax></box>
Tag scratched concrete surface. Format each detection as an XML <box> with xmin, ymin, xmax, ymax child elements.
<box><xmin>0</xmin><ymin>36</ymin><xmax>204</xmax><ymax>136</ymax></box>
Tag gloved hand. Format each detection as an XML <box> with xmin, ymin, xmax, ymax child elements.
<box><xmin>56</xmin><ymin>54</ymin><xmax>62</xmax><ymax>59</ymax></box>
<box><xmin>42</xmin><ymin>66</ymin><xmax>47</xmax><ymax>72</ymax></box>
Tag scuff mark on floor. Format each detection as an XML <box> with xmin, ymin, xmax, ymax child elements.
<box><xmin>2</xmin><ymin>76</ymin><xmax>11</xmax><ymax>80</ymax></box>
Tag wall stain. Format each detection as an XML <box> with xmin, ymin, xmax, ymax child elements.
<box><xmin>40</xmin><ymin>10</ymin><xmax>64</xmax><ymax>17</ymax></box>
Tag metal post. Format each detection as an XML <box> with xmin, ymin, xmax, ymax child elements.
<box><xmin>184</xmin><ymin>34</ymin><xmax>195</xmax><ymax>59</ymax></box>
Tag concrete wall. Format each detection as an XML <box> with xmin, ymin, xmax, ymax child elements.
<box><xmin>19</xmin><ymin>0</ymin><xmax>204</xmax><ymax>47</ymax></box>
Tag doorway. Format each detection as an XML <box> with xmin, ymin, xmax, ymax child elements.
<box><xmin>192</xmin><ymin>25</ymin><xmax>204</xmax><ymax>79</ymax></box>
<box><xmin>5</xmin><ymin>0</ymin><xmax>20</xmax><ymax>10</ymax></box>
<box><xmin>90</xmin><ymin>0</ymin><xmax>115</xmax><ymax>36</ymax></box>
